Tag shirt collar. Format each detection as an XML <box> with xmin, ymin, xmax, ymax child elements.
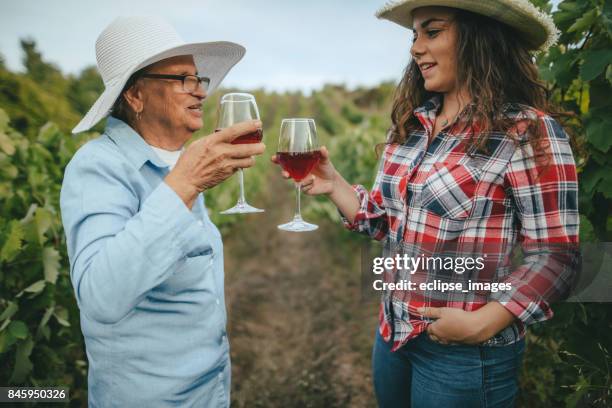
<box><xmin>105</xmin><ymin>116</ymin><xmax>169</xmax><ymax>170</ymax></box>
<box><xmin>413</xmin><ymin>94</ymin><xmax>442</xmax><ymax>116</ymax></box>
<box><xmin>413</xmin><ymin>95</ymin><xmax>442</xmax><ymax>135</ymax></box>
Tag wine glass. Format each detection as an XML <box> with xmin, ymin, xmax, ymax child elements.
<box><xmin>276</xmin><ymin>118</ymin><xmax>321</xmax><ymax>232</ymax></box>
<box><xmin>217</xmin><ymin>93</ymin><xmax>264</xmax><ymax>214</ymax></box>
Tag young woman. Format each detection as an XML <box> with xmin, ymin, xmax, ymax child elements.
<box><xmin>274</xmin><ymin>1</ymin><xmax>578</xmax><ymax>406</ymax></box>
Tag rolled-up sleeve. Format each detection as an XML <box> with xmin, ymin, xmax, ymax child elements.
<box><xmin>489</xmin><ymin>115</ymin><xmax>580</xmax><ymax>325</ymax></box>
<box><xmin>340</xmin><ymin>157</ymin><xmax>389</xmax><ymax>241</ymax></box>
<box><xmin>60</xmin><ymin>152</ymin><xmax>211</xmax><ymax>324</ymax></box>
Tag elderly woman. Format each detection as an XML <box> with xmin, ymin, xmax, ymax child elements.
<box><xmin>275</xmin><ymin>0</ymin><xmax>579</xmax><ymax>406</ymax></box>
<box><xmin>60</xmin><ymin>16</ymin><xmax>264</xmax><ymax>407</ymax></box>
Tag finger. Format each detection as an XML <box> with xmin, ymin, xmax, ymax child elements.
<box><xmin>225</xmin><ymin>142</ymin><xmax>266</xmax><ymax>159</ymax></box>
<box><xmin>301</xmin><ymin>176</ymin><xmax>315</xmax><ymax>188</ymax></box>
<box><xmin>282</xmin><ymin>170</ymin><xmax>290</xmax><ymax>179</ymax></box>
<box><xmin>230</xmin><ymin>157</ymin><xmax>256</xmax><ymax>170</ymax></box>
<box><xmin>418</xmin><ymin>307</ymin><xmax>442</xmax><ymax>319</ymax></box>
<box><xmin>428</xmin><ymin>323</ymin><xmax>450</xmax><ymax>345</ymax></box>
<box><xmin>320</xmin><ymin>146</ymin><xmax>330</xmax><ymax>161</ymax></box>
<box><xmin>270</xmin><ymin>154</ymin><xmax>278</xmax><ymax>164</ymax></box>
<box><xmin>213</xmin><ymin>120</ymin><xmax>263</xmax><ymax>144</ymax></box>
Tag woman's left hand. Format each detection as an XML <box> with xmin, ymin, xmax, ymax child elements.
<box><xmin>418</xmin><ymin>303</ymin><xmax>515</xmax><ymax>345</ymax></box>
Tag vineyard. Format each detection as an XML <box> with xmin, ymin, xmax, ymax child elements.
<box><xmin>1</xmin><ymin>0</ymin><xmax>611</xmax><ymax>406</ymax></box>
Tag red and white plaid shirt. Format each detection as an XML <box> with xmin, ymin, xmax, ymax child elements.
<box><xmin>343</xmin><ymin>96</ymin><xmax>579</xmax><ymax>351</ymax></box>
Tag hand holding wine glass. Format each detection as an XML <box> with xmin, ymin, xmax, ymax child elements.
<box><xmin>165</xmin><ymin>120</ymin><xmax>264</xmax><ymax>209</ymax></box>
<box><xmin>272</xmin><ymin>136</ymin><xmax>362</xmax><ymax>226</ymax></box>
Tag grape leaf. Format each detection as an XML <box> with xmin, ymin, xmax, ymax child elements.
<box><xmin>580</xmin><ymin>50</ymin><xmax>612</xmax><ymax>81</ymax></box>
<box><xmin>10</xmin><ymin>337</ymin><xmax>34</xmax><ymax>384</ymax></box>
<box><xmin>0</xmin><ymin>220</ymin><xmax>24</xmax><ymax>262</ymax></box>
<box><xmin>34</xmin><ymin>207</ymin><xmax>53</xmax><ymax>246</ymax></box>
<box><xmin>8</xmin><ymin>321</ymin><xmax>28</xmax><ymax>340</ymax></box>
<box><xmin>0</xmin><ymin>131</ymin><xmax>15</xmax><ymax>155</ymax></box>
<box><xmin>586</xmin><ymin>119</ymin><xmax>612</xmax><ymax>153</ymax></box>
<box><xmin>42</xmin><ymin>247</ymin><xmax>60</xmax><ymax>283</ymax></box>
<box><xmin>53</xmin><ymin>306</ymin><xmax>70</xmax><ymax>327</ymax></box>
<box><xmin>22</xmin><ymin>280</ymin><xmax>46</xmax><ymax>295</ymax></box>
<box><xmin>0</xmin><ymin>330</ymin><xmax>17</xmax><ymax>353</ymax></box>
<box><xmin>568</xmin><ymin>9</ymin><xmax>597</xmax><ymax>33</ymax></box>
<box><xmin>0</xmin><ymin>302</ymin><xmax>18</xmax><ymax>321</ymax></box>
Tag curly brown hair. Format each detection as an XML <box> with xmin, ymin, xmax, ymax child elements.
<box><xmin>389</xmin><ymin>8</ymin><xmax>557</xmax><ymax>160</ymax></box>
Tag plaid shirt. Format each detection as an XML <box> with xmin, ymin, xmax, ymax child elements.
<box><xmin>343</xmin><ymin>96</ymin><xmax>579</xmax><ymax>351</ymax></box>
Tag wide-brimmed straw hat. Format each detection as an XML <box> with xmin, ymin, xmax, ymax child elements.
<box><xmin>376</xmin><ymin>0</ymin><xmax>559</xmax><ymax>52</ymax></box>
<box><xmin>72</xmin><ymin>16</ymin><xmax>245</xmax><ymax>133</ymax></box>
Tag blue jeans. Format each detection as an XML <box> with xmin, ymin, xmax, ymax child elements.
<box><xmin>372</xmin><ymin>331</ymin><xmax>525</xmax><ymax>408</ymax></box>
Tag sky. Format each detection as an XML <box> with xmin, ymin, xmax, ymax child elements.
<box><xmin>0</xmin><ymin>0</ymin><xmax>560</xmax><ymax>93</ymax></box>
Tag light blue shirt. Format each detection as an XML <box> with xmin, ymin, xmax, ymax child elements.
<box><xmin>60</xmin><ymin>117</ymin><xmax>230</xmax><ymax>407</ymax></box>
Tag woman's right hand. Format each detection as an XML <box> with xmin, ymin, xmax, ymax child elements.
<box><xmin>270</xmin><ymin>146</ymin><xmax>337</xmax><ymax>195</ymax></box>
<box><xmin>272</xmin><ymin>146</ymin><xmax>361</xmax><ymax>223</ymax></box>
<box><xmin>166</xmin><ymin>120</ymin><xmax>265</xmax><ymax>208</ymax></box>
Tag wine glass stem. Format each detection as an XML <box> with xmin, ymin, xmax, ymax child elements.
<box><xmin>294</xmin><ymin>182</ymin><xmax>303</xmax><ymax>221</ymax></box>
<box><xmin>237</xmin><ymin>169</ymin><xmax>246</xmax><ymax>205</ymax></box>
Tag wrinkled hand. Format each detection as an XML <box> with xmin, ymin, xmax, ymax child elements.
<box><xmin>419</xmin><ymin>307</ymin><xmax>487</xmax><ymax>345</ymax></box>
<box><xmin>270</xmin><ymin>146</ymin><xmax>337</xmax><ymax>195</ymax></box>
<box><xmin>166</xmin><ymin>120</ymin><xmax>265</xmax><ymax>208</ymax></box>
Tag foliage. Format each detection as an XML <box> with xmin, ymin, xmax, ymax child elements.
<box><xmin>0</xmin><ymin>108</ymin><xmax>91</xmax><ymax>404</ymax></box>
<box><xmin>518</xmin><ymin>1</ymin><xmax>612</xmax><ymax>406</ymax></box>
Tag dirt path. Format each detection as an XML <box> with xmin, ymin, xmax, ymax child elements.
<box><xmin>223</xmin><ymin>171</ymin><xmax>379</xmax><ymax>408</ymax></box>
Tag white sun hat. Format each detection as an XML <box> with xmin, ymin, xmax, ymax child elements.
<box><xmin>376</xmin><ymin>0</ymin><xmax>559</xmax><ymax>52</ymax></box>
<box><xmin>72</xmin><ymin>16</ymin><xmax>245</xmax><ymax>134</ymax></box>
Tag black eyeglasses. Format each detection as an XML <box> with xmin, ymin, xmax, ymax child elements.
<box><xmin>140</xmin><ymin>74</ymin><xmax>211</xmax><ymax>93</ymax></box>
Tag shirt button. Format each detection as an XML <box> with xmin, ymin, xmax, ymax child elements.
<box><xmin>216</xmin><ymin>298</ymin><xmax>220</xmax><ymax>305</ymax></box>
<box><xmin>197</xmin><ymin>220</ymin><xmax>204</xmax><ymax>227</ymax></box>
<box><xmin>222</xmin><ymin>335</ymin><xmax>226</xmax><ymax>342</ymax></box>
<box><xmin>218</xmin><ymin>372</ymin><xmax>223</xmax><ymax>379</ymax></box>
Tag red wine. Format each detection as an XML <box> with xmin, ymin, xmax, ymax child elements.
<box><xmin>276</xmin><ymin>150</ymin><xmax>322</xmax><ymax>182</ymax></box>
<box><xmin>215</xmin><ymin>128</ymin><xmax>263</xmax><ymax>144</ymax></box>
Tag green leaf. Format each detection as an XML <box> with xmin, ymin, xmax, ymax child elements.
<box><xmin>10</xmin><ymin>337</ymin><xmax>34</xmax><ymax>383</ymax></box>
<box><xmin>37</xmin><ymin>122</ymin><xmax>61</xmax><ymax>144</ymax></box>
<box><xmin>580</xmin><ymin>166</ymin><xmax>606</xmax><ymax>193</ymax></box>
<box><xmin>53</xmin><ymin>306</ymin><xmax>70</xmax><ymax>327</ymax></box>
<box><xmin>0</xmin><ymin>302</ymin><xmax>18</xmax><ymax>321</ymax></box>
<box><xmin>558</xmin><ymin>1</ymin><xmax>579</xmax><ymax>12</ymax></box>
<box><xmin>0</xmin><ymin>330</ymin><xmax>17</xmax><ymax>353</ymax></box>
<box><xmin>598</xmin><ymin>173</ymin><xmax>612</xmax><ymax>199</ymax></box>
<box><xmin>568</xmin><ymin>9</ymin><xmax>598</xmax><ymax>33</ymax></box>
<box><xmin>42</xmin><ymin>247</ymin><xmax>60</xmax><ymax>283</ymax></box>
<box><xmin>8</xmin><ymin>321</ymin><xmax>28</xmax><ymax>340</ymax></box>
<box><xmin>0</xmin><ymin>220</ymin><xmax>24</xmax><ymax>262</ymax></box>
<box><xmin>579</xmin><ymin>215</ymin><xmax>596</xmax><ymax>242</ymax></box>
<box><xmin>0</xmin><ymin>131</ymin><xmax>15</xmax><ymax>155</ymax></box>
<box><xmin>0</xmin><ymin>318</ymin><xmax>10</xmax><ymax>332</ymax></box>
<box><xmin>0</xmin><ymin>162</ymin><xmax>18</xmax><ymax>179</ymax></box>
<box><xmin>22</xmin><ymin>280</ymin><xmax>46</xmax><ymax>295</ymax></box>
<box><xmin>36</xmin><ymin>304</ymin><xmax>55</xmax><ymax>338</ymax></box>
<box><xmin>586</xmin><ymin>119</ymin><xmax>612</xmax><ymax>152</ymax></box>
<box><xmin>0</xmin><ymin>109</ymin><xmax>8</xmax><ymax>131</ymax></box>
<box><xmin>606</xmin><ymin>65</ymin><xmax>612</xmax><ymax>86</ymax></box>
<box><xmin>35</xmin><ymin>208</ymin><xmax>53</xmax><ymax>244</ymax></box>
<box><xmin>580</xmin><ymin>50</ymin><xmax>612</xmax><ymax>81</ymax></box>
